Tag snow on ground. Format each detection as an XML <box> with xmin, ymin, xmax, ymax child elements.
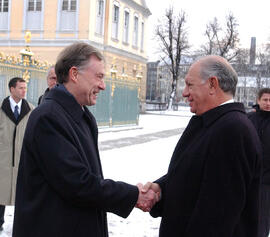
<box><xmin>99</xmin><ymin>108</ymin><xmax>192</xmax><ymax>142</ymax></box>
<box><xmin>0</xmin><ymin>109</ymin><xmax>192</xmax><ymax>237</ymax></box>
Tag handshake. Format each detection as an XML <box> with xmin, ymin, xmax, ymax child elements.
<box><xmin>135</xmin><ymin>182</ymin><xmax>161</xmax><ymax>212</ymax></box>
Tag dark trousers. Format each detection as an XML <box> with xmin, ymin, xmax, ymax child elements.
<box><xmin>258</xmin><ymin>185</ymin><xmax>270</xmax><ymax>237</ymax></box>
<box><xmin>0</xmin><ymin>205</ymin><xmax>5</xmax><ymax>227</ymax></box>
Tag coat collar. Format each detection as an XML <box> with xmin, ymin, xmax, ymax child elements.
<box><xmin>257</xmin><ymin>108</ymin><xmax>270</xmax><ymax>118</ymax></box>
<box><xmin>45</xmin><ymin>84</ymin><xmax>86</xmax><ymax>124</ymax></box>
<box><xmin>199</xmin><ymin>102</ymin><xmax>246</xmax><ymax>128</ymax></box>
<box><xmin>1</xmin><ymin>96</ymin><xmax>31</xmax><ymax>125</ymax></box>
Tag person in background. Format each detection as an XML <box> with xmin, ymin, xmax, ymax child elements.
<box><xmin>248</xmin><ymin>88</ymin><xmax>270</xmax><ymax>237</ymax></box>
<box><xmin>38</xmin><ymin>65</ymin><xmax>57</xmax><ymax>105</ymax></box>
<box><xmin>0</xmin><ymin>77</ymin><xmax>34</xmax><ymax>232</ymax></box>
<box><xmin>140</xmin><ymin>55</ymin><xmax>262</xmax><ymax>237</ymax></box>
<box><xmin>13</xmin><ymin>42</ymin><xmax>158</xmax><ymax>237</ymax></box>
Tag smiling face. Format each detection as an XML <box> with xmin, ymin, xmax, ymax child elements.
<box><xmin>258</xmin><ymin>93</ymin><xmax>270</xmax><ymax>111</ymax></box>
<box><xmin>182</xmin><ymin>62</ymin><xmax>211</xmax><ymax>115</ymax></box>
<box><xmin>75</xmin><ymin>55</ymin><xmax>106</xmax><ymax>106</ymax></box>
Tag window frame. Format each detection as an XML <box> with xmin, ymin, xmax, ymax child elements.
<box><xmin>111</xmin><ymin>1</ymin><xmax>120</xmax><ymax>40</ymax></box>
<box><xmin>95</xmin><ymin>0</ymin><xmax>105</xmax><ymax>35</ymax></box>
<box><xmin>0</xmin><ymin>0</ymin><xmax>9</xmax><ymax>12</ymax></box>
<box><xmin>132</xmin><ymin>13</ymin><xmax>139</xmax><ymax>47</ymax></box>
<box><xmin>27</xmin><ymin>0</ymin><xmax>42</xmax><ymax>12</ymax></box>
<box><xmin>62</xmin><ymin>0</ymin><xmax>77</xmax><ymax>11</ymax></box>
<box><xmin>56</xmin><ymin>0</ymin><xmax>79</xmax><ymax>34</ymax></box>
<box><xmin>122</xmin><ymin>8</ymin><xmax>130</xmax><ymax>44</ymax></box>
<box><xmin>23</xmin><ymin>0</ymin><xmax>44</xmax><ymax>32</ymax></box>
<box><xmin>0</xmin><ymin>0</ymin><xmax>10</xmax><ymax>31</ymax></box>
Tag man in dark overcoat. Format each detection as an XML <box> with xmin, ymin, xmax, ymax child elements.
<box><xmin>140</xmin><ymin>55</ymin><xmax>262</xmax><ymax>237</ymax></box>
<box><xmin>12</xmin><ymin>42</ymin><xmax>157</xmax><ymax>237</ymax></box>
<box><xmin>37</xmin><ymin>65</ymin><xmax>57</xmax><ymax>105</ymax></box>
<box><xmin>248</xmin><ymin>88</ymin><xmax>270</xmax><ymax>237</ymax></box>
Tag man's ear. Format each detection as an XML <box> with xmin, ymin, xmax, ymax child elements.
<box><xmin>69</xmin><ymin>66</ymin><xmax>78</xmax><ymax>83</ymax></box>
<box><xmin>10</xmin><ymin>87</ymin><xmax>15</xmax><ymax>94</ymax></box>
<box><xmin>208</xmin><ymin>76</ymin><xmax>219</xmax><ymax>95</ymax></box>
<box><xmin>209</xmin><ymin>77</ymin><xmax>219</xmax><ymax>88</ymax></box>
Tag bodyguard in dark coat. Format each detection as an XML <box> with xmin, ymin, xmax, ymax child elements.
<box><xmin>248</xmin><ymin>88</ymin><xmax>270</xmax><ymax>237</ymax></box>
<box><xmin>140</xmin><ymin>55</ymin><xmax>262</xmax><ymax>237</ymax></box>
<box><xmin>37</xmin><ymin>65</ymin><xmax>57</xmax><ymax>105</ymax></box>
<box><xmin>12</xmin><ymin>43</ymin><xmax>157</xmax><ymax>237</ymax></box>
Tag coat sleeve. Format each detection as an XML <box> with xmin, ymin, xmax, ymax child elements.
<box><xmin>150</xmin><ymin>174</ymin><xmax>168</xmax><ymax>217</ymax></box>
<box><xmin>185</xmin><ymin>121</ymin><xmax>261</xmax><ymax>236</ymax></box>
<box><xmin>28</xmin><ymin>113</ymin><xmax>138</xmax><ymax>218</ymax></box>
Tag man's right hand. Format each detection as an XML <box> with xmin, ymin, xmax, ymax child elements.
<box><xmin>135</xmin><ymin>182</ymin><xmax>161</xmax><ymax>212</ymax></box>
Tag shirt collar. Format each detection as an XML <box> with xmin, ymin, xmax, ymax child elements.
<box><xmin>9</xmin><ymin>96</ymin><xmax>22</xmax><ymax>113</ymax></box>
<box><xmin>219</xmin><ymin>98</ymin><xmax>234</xmax><ymax>106</ymax></box>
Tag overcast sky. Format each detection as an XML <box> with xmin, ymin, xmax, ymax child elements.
<box><xmin>145</xmin><ymin>0</ymin><xmax>270</xmax><ymax>61</ymax></box>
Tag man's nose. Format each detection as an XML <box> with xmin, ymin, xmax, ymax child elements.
<box><xmin>182</xmin><ymin>86</ymin><xmax>188</xmax><ymax>97</ymax></box>
<box><xmin>99</xmin><ymin>80</ymin><xmax>106</xmax><ymax>90</ymax></box>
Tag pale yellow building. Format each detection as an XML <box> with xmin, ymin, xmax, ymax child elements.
<box><xmin>0</xmin><ymin>0</ymin><xmax>151</xmax><ymax>109</ymax></box>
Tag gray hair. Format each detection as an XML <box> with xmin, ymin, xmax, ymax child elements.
<box><xmin>199</xmin><ymin>56</ymin><xmax>238</xmax><ymax>96</ymax></box>
<box><xmin>47</xmin><ymin>65</ymin><xmax>55</xmax><ymax>78</ymax></box>
<box><xmin>55</xmin><ymin>42</ymin><xmax>104</xmax><ymax>84</ymax></box>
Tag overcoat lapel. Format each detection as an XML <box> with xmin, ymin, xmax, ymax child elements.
<box><xmin>83</xmin><ymin>107</ymin><xmax>104</xmax><ymax>178</ymax></box>
<box><xmin>1</xmin><ymin>97</ymin><xmax>31</xmax><ymax>125</ymax></box>
<box><xmin>168</xmin><ymin>115</ymin><xmax>203</xmax><ymax>172</ymax></box>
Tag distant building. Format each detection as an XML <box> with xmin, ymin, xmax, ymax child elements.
<box><xmin>146</xmin><ymin>37</ymin><xmax>270</xmax><ymax>109</ymax></box>
<box><xmin>235</xmin><ymin>64</ymin><xmax>270</xmax><ymax>107</ymax></box>
<box><xmin>146</xmin><ymin>61</ymin><xmax>159</xmax><ymax>101</ymax></box>
<box><xmin>0</xmin><ymin>0</ymin><xmax>151</xmax><ymax>109</ymax></box>
<box><xmin>146</xmin><ymin>57</ymin><xmax>190</xmax><ymax>104</ymax></box>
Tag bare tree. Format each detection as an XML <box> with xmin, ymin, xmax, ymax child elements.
<box><xmin>256</xmin><ymin>46</ymin><xmax>270</xmax><ymax>90</ymax></box>
<box><xmin>200</xmin><ymin>13</ymin><xmax>240</xmax><ymax>62</ymax></box>
<box><xmin>155</xmin><ymin>7</ymin><xmax>190</xmax><ymax>110</ymax></box>
<box><xmin>233</xmin><ymin>48</ymin><xmax>250</xmax><ymax>106</ymax></box>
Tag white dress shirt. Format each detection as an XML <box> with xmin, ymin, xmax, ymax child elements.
<box><xmin>9</xmin><ymin>96</ymin><xmax>22</xmax><ymax>114</ymax></box>
<box><xmin>220</xmin><ymin>98</ymin><xmax>234</xmax><ymax>106</ymax></box>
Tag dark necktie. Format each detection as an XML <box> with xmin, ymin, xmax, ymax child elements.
<box><xmin>14</xmin><ymin>105</ymin><xmax>19</xmax><ymax>120</ymax></box>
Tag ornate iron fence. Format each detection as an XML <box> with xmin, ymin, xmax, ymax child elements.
<box><xmin>0</xmin><ymin>48</ymin><xmax>140</xmax><ymax>127</ymax></box>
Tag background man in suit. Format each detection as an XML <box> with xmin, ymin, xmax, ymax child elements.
<box><xmin>13</xmin><ymin>42</ymin><xmax>157</xmax><ymax>237</ymax></box>
<box><xmin>248</xmin><ymin>88</ymin><xmax>270</xmax><ymax>237</ymax></box>
<box><xmin>141</xmin><ymin>55</ymin><xmax>262</xmax><ymax>237</ymax></box>
<box><xmin>38</xmin><ymin>65</ymin><xmax>57</xmax><ymax>105</ymax></box>
<box><xmin>0</xmin><ymin>77</ymin><xmax>33</xmax><ymax>231</ymax></box>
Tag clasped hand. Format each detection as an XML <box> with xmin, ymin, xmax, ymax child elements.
<box><xmin>135</xmin><ymin>182</ymin><xmax>161</xmax><ymax>212</ymax></box>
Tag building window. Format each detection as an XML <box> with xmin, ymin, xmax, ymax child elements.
<box><xmin>25</xmin><ymin>0</ymin><xmax>42</xmax><ymax>30</ymax></box>
<box><xmin>111</xmin><ymin>3</ymin><xmax>119</xmax><ymax>39</ymax></box>
<box><xmin>62</xmin><ymin>0</ymin><xmax>76</xmax><ymax>11</ymax></box>
<box><xmin>0</xmin><ymin>0</ymin><xmax>9</xmax><ymax>30</ymax></box>
<box><xmin>141</xmin><ymin>22</ymin><xmax>144</xmax><ymax>50</ymax></box>
<box><xmin>59</xmin><ymin>0</ymin><xmax>77</xmax><ymax>31</ymax></box>
<box><xmin>95</xmin><ymin>0</ymin><xmax>104</xmax><ymax>35</ymax></box>
<box><xmin>133</xmin><ymin>15</ymin><xmax>138</xmax><ymax>47</ymax></box>
<box><xmin>28</xmin><ymin>0</ymin><xmax>41</xmax><ymax>11</ymax></box>
<box><xmin>0</xmin><ymin>0</ymin><xmax>8</xmax><ymax>12</ymax></box>
<box><xmin>123</xmin><ymin>10</ymin><xmax>129</xmax><ymax>44</ymax></box>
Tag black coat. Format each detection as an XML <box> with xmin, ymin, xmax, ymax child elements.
<box><xmin>37</xmin><ymin>88</ymin><xmax>50</xmax><ymax>105</ymax></box>
<box><xmin>248</xmin><ymin>109</ymin><xmax>270</xmax><ymax>184</ymax></box>
<box><xmin>13</xmin><ymin>86</ymin><xmax>138</xmax><ymax>237</ymax></box>
<box><xmin>150</xmin><ymin>103</ymin><xmax>262</xmax><ymax>237</ymax></box>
